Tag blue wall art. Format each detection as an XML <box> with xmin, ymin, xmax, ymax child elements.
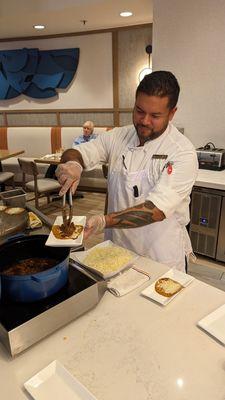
<box><xmin>0</xmin><ymin>47</ymin><xmax>79</xmax><ymax>100</ymax></box>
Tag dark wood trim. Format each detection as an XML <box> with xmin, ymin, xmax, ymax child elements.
<box><xmin>0</xmin><ymin>109</ymin><xmax>132</xmax><ymax>121</ymax></box>
<box><xmin>0</xmin><ymin>23</ymin><xmax>151</xmax><ymax>43</ymax></box>
<box><xmin>2</xmin><ymin>108</ymin><xmax>115</xmax><ymax>114</ymax></box>
<box><xmin>59</xmin><ymin>109</ymin><xmax>114</xmax><ymax>113</ymax></box>
<box><xmin>3</xmin><ymin>112</ymin><xmax>8</xmax><ymax>127</ymax></box>
<box><xmin>2</xmin><ymin>124</ymin><xmax>112</xmax><ymax>128</ymax></box>
<box><xmin>119</xmin><ymin>108</ymin><xmax>133</xmax><ymax>112</ymax></box>
<box><xmin>56</xmin><ymin>112</ymin><xmax>61</xmax><ymax>125</ymax></box>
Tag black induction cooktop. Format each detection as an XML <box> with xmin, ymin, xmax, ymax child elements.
<box><xmin>0</xmin><ymin>263</ymin><xmax>96</xmax><ymax>332</ymax></box>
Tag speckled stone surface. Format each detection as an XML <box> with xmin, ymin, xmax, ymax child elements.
<box><xmin>1</xmin><ymin>257</ymin><xmax>225</xmax><ymax>400</ymax></box>
<box><xmin>196</xmin><ymin>169</ymin><xmax>225</xmax><ymax>190</ymax></box>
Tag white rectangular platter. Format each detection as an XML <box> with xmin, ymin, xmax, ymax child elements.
<box><xmin>45</xmin><ymin>215</ymin><xmax>86</xmax><ymax>247</ymax></box>
<box><xmin>141</xmin><ymin>268</ymin><xmax>194</xmax><ymax>306</ymax></box>
<box><xmin>197</xmin><ymin>303</ymin><xmax>225</xmax><ymax>345</ymax></box>
<box><xmin>24</xmin><ymin>360</ymin><xmax>97</xmax><ymax>400</ymax></box>
<box><xmin>71</xmin><ymin>240</ymin><xmax>138</xmax><ymax>279</ymax></box>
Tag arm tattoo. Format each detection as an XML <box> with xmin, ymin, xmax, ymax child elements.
<box><xmin>106</xmin><ymin>200</ymin><xmax>165</xmax><ymax>229</ymax></box>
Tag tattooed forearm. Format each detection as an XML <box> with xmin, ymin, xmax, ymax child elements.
<box><xmin>105</xmin><ymin>201</ymin><xmax>165</xmax><ymax>229</ymax></box>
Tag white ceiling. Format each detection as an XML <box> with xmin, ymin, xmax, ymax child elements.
<box><xmin>0</xmin><ymin>0</ymin><xmax>153</xmax><ymax>40</ymax></box>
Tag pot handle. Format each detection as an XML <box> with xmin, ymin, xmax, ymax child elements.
<box><xmin>31</xmin><ymin>270</ymin><xmax>61</xmax><ymax>282</ymax></box>
<box><xmin>4</xmin><ymin>233</ymin><xmax>26</xmax><ymax>243</ymax></box>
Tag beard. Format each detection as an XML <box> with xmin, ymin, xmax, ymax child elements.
<box><xmin>134</xmin><ymin>123</ymin><xmax>168</xmax><ymax>143</ymax></box>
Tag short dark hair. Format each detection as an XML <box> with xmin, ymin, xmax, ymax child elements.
<box><xmin>136</xmin><ymin>71</ymin><xmax>180</xmax><ymax>110</ymax></box>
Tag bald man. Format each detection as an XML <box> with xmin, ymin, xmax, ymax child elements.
<box><xmin>72</xmin><ymin>121</ymin><xmax>97</xmax><ymax>146</ymax></box>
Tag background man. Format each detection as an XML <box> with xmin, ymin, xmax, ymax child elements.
<box><xmin>72</xmin><ymin>120</ymin><xmax>97</xmax><ymax>146</ymax></box>
<box><xmin>56</xmin><ymin>71</ymin><xmax>198</xmax><ymax>272</ymax></box>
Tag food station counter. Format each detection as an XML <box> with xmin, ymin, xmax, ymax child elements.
<box><xmin>195</xmin><ymin>168</ymin><xmax>225</xmax><ymax>190</ymax></box>
<box><xmin>0</xmin><ymin>186</ymin><xmax>225</xmax><ymax>399</ymax></box>
<box><xmin>0</xmin><ymin>251</ymin><xmax>225</xmax><ymax>400</ymax></box>
<box><xmin>190</xmin><ymin>170</ymin><xmax>225</xmax><ymax>261</ymax></box>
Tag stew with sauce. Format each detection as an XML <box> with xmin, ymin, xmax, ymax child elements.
<box><xmin>2</xmin><ymin>258</ymin><xmax>58</xmax><ymax>276</ymax></box>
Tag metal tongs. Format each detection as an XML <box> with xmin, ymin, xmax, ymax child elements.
<box><xmin>62</xmin><ymin>189</ymin><xmax>73</xmax><ymax>232</ymax></box>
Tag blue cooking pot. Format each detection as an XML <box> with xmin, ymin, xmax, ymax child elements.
<box><xmin>0</xmin><ymin>235</ymin><xmax>70</xmax><ymax>303</ymax></box>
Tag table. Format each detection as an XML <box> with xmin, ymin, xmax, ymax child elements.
<box><xmin>0</xmin><ymin>149</ymin><xmax>24</xmax><ymax>171</ymax></box>
<box><xmin>34</xmin><ymin>155</ymin><xmax>61</xmax><ymax>165</ymax></box>
<box><xmin>0</xmin><ymin>149</ymin><xmax>24</xmax><ymax>162</ymax></box>
<box><xmin>0</xmin><ymin>256</ymin><xmax>225</xmax><ymax>400</ymax></box>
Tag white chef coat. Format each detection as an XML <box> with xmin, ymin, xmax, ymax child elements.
<box><xmin>76</xmin><ymin>123</ymin><xmax>198</xmax><ymax>271</ymax></box>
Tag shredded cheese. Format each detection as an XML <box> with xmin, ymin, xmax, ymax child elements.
<box><xmin>157</xmin><ymin>279</ymin><xmax>181</xmax><ymax>294</ymax></box>
<box><xmin>83</xmin><ymin>245</ymin><xmax>134</xmax><ymax>273</ymax></box>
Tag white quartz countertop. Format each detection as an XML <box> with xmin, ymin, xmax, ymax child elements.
<box><xmin>1</xmin><ymin>257</ymin><xmax>225</xmax><ymax>400</ymax></box>
<box><xmin>195</xmin><ymin>169</ymin><xmax>225</xmax><ymax>190</ymax></box>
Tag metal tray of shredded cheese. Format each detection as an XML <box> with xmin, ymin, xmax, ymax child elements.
<box><xmin>71</xmin><ymin>240</ymin><xmax>138</xmax><ymax>279</ymax></box>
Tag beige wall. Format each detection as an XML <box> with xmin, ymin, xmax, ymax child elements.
<box><xmin>0</xmin><ymin>33</ymin><xmax>113</xmax><ymax>110</ymax></box>
<box><xmin>153</xmin><ymin>0</ymin><xmax>225</xmax><ymax>148</ymax></box>
<box><xmin>118</xmin><ymin>26</ymin><xmax>152</xmax><ymax>108</ymax></box>
<box><xmin>0</xmin><ymin>25</ymin><xmax>152</xmax><ymax>126</ymax></box>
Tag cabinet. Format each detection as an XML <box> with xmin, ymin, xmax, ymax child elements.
<box><xmin>189</xmin><ymin>186</ymin><xmax>225</xmax><ymax>261</ymax></box>
<box><xmin>216</xmin><ymin>197</ymin><xmax>225</xmax><ymax>262</ymax></box>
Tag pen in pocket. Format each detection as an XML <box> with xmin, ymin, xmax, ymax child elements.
<box><xmin>122</xmin><ymin>155</ymin><xmax>127</xmax><ymax>170</ymax></box>
<box><xmin>133</xmin><ymin>185</ymin><xmax>139</xmax><ymax>197</ymax></box>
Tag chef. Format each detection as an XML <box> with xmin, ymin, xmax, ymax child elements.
<box><xmin>56</xmin><ymin>71</ymin><xmax>198</xmax><ymax>272</ymax></box>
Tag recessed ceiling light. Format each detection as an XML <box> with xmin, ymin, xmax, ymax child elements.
<box><xmin>33</xmin><ymin>25</ymin><xmax>45</xmax><ymax>30</ymax></box>
<box><xmin>120</xmin><ymin>11</ymin><xmax>133</xmax><ymax>17</ymax></box>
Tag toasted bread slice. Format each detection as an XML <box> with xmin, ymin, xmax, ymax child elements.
<box><xmin>5</xmin><ymin>207</ymin><xmax>25</xmax><ymax>215</ymax></box>
<box><xmin>155</xmin><ymin>277</ymin><xmax>183</xmax><ymax>297</ymax></box>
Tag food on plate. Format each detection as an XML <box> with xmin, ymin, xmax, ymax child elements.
<box><xmin>52</xmin><ymin>223</ymin><xmax>83</xmax><ymax>240</ymax></box>
<box><xmin>5</xmin><ymin>207</ymin><xmax>25</xmax><ymax>215</ymax></box>
<box><xmin>0</xmin><ymin>205</ymin><xmax>7</xmax><ymax>211</ymax></box>
<box><xmin>28</xmin><ymin>212</ymin><xmax>42</xmax><ymax>229</ymax></box>
<box><xmin>155</xmin><ymin>277</ymin><xmax>183</xmax><ymax>297</ymax></box>
<box><xmin>83</xmin><ymin>245</ymin><xmax>134</xmax><ymax>273</ymax></box>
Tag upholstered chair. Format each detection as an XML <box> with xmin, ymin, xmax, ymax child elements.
<box><xmin>18</xmin><ymin>158</ymin><xmax>61</xmax><ymax>209</ymax></box>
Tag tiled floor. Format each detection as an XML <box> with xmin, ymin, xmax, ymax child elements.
<box><xmin>29</xmin><ymin>191</ymin><xmax>225</xmax><ymax>292</ymax></box>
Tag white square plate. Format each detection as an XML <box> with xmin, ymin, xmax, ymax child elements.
<box><xmin>24</xmin><ymin>360</ymin><xmax>97</xmax><ymax>400</ymax></box>
<box><xmin>71</xmin><ymin>240</ymin><xmax>138</xmax><ymax>279</ymax></box>
<box><xmin>197</xmin><ymin>303</ymin><xmax>225</xmax><ymax>345</ymax></box>
<box><xmin>141</xmin><ymin>268</ymin><xmax>194</xmax><ymax>306</ymax></box>
<box><xmin>45</xmin><ymin>216</ymin><xmax>86</xmax><ymax>247</ymax></box>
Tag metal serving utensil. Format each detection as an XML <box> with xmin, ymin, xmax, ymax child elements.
<box><xmin>62</xmin><ymin>189</ymin><xmax>73</xmax><ymax>232</ymax></box>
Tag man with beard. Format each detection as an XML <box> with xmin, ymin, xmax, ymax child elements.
<box><xmin>56</xmin><ymin>71</ymin><xmax>198</xmax><ymax>272</ymax></box>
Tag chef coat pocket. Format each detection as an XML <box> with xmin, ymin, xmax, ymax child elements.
<box><xmin>133</xmin><ymin>193</ymin><xmax>145</xmax><ymax>206</ymax></box>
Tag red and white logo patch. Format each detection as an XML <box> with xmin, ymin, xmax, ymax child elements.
<box><xmin>167</xmin><ymin>162</ymin><xmax>173</xmax><ymax>174</ymax></box>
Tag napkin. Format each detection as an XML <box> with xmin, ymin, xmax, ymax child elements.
<box><xmin>107</xmin><ymin>266</ymin><xmax>150</xmax><ymax>297</ymax></box>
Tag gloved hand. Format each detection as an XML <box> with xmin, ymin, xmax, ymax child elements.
<box><xmin>84</xmin><ymin>215</ymin><xmax>106</xmax><ymax>239</ymax></box>
<box><xmin>56</xmin><ymin>161</ymin><xmax>83</xmax><ymax>196</ymax></box>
